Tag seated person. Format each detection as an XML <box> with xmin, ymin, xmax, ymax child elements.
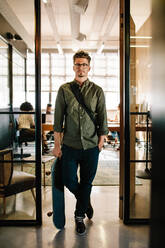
<box><xmin>18</xmin><ymin>101</ymin><xmax>35</xmax><ymax>142</ymax></box>
<box><xmin>44</xmin><ymin>103</ymin><xmax>54</xmax><ymax>141</ymax></box>
<box><xmin>18</xmin><ymin>101</ymin><xmax>49</xmax><ymax>154</ymax></box>
<box><xmin>46</xmin><ymin>103</ymin><xmax>52</xmax><ymax>114</ymax></box>
<box><xmin>42</xmin><ymin>103</ymin><xmax>52</xmax><ymax>123</ymax></box>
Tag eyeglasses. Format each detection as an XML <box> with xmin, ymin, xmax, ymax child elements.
<box><xmin>74</xmin><ymin>63</ymin><xmax>89</xmax><ymax>68</ymax></box>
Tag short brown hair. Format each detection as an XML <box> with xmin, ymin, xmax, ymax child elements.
<box><xmin>73</xmin><ymin>50</ymin><xmax>91</xmax><ymax>64</ymax></box>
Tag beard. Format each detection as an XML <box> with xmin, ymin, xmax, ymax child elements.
<box><xmin>78</xmin><ymin>72</ymin><xmax>85</xmax><ymax>77</ymax></box>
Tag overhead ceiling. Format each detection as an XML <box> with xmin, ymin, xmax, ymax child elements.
<box><xmin>0</xmin><ymin>0</ymin><xmax>151</xmax><ymax>54</ymax></box>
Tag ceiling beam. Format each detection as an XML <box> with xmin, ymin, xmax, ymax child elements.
<box><xmin>101</xmin><ymin>0</ymin><xmax>119</xmax><ymax>38</ymax></box>
<box><xmin>94</xmin><ymin>0</ymin><xmax>119</xmax><ymax>52</ymax></box>
<box><xmin>43</xmin><ymin>0</ymin><xmax>63</xmax><ymax>53</ymax></box>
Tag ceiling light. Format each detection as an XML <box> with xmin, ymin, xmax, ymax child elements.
<box><xmin>76</xmin><ymin>33</ymin><xmax>86</xmax><ymax>42</ymax></box>
<box><xmin>5</xmin><ymin>32</ymin><xmax>22</xmax><ymax>41</ymax></box>
<box><xmin>6</xmin><ymin>32</ymin><xmax>13</xmax><ymax>40</ymax></box>
<box><xmin>97</xmin><ymin>42</ymin><xmax>104</xmax><ymax>54</ymax></box>
<box><xmin>42</xmin><ymin>0</ymin><xmax>48</xmax><ymax>3</ymax></box>
<box><xmin>130</xmin><ymin>36</ymin><xmax>152</xmax><ymax>39</ymax></box>
<box><xmin>130</xmin><ymin>45</ymin><xmax>150</xmax><ymax>48</ymax></box>
<box><xmin>57</xmin><ymin>42</ymin><xmax>63</xmax><ymax>55</ymax></box>
<box><xmin>14</xmin><ymin>34</ymin><xmax>22</xmax><ymax>40</ymax></box>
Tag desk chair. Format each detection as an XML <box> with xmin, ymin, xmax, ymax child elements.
<box><xmin>0</xmin><ymin>149</ymin><xmax>36</xmax><ymax>215</ymax></box>
<box><xmin>18</xmin><ymin>129</ymin><xmax>35</xmax><ymax>159</ymax></box>
<box><xmin>13</xmin><ymin>119</ymin><xmax>33</xmax><ymax>160</ymax></box>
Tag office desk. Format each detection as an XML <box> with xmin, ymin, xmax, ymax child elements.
<box><xmin>42</xmin><ymin>123</ymin><xmax>152</xmax><ymax>133</ymax></box>
<box><xmin>108</xmin><ymin>123</ymin><xmax>152</xmax><ymax>132</ymax></box>
<box><xmin>42</xmin><ymin>123</ymin><xmax>54</xmax><ymax>133</ymax></box>
<box><xmin>108</xmin><ymin>123</ymin><xmax>120</xmax><ymax>132</ymax></box>
<box><xmin>43</xmin><ymin>123</ymin><xmax>121</xmax><ymax>133</ymax></box>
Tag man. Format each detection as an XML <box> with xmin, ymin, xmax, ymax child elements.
<box><xmin>46</xmin><ymin>103</ymin><xmax>52</xmax><ymax>114</ymax></box>
<box><xmin>53</xmin><ymin>50</ymin><xmax>108</xmax><ymax>235</ymax></box>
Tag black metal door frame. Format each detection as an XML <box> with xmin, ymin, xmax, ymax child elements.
<box><xmin>123</xmin><ymin>0</ymin><xmax>150</xmax><ymax>224</ymax></box>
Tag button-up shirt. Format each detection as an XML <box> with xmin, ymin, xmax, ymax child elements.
<box><xmin>54</xmin><ymin>79</ymin><xmax>108</xmax><ymax>150</ymax></box>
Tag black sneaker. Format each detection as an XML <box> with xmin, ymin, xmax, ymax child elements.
<box><xmin>86</xmin><ymin>202</ymin><xmax>93</xmax><ymax>219</ymax></box>
<box><xmin>75</xmin><ymin>217</ymin><xmax>86</xmax><ymax>235</ymax></box>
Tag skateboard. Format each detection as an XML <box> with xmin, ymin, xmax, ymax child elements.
<box><xmin>51</xmin><ymin>157</ymin><xmax>65</xmax><ymax>229</ymax></box>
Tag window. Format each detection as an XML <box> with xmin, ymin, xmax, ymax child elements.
<box><xmin>13</xmin><ymin>49</ymin><xmax>25</xmax><ymax>108</ymax></box>
<box><xmin>26</xmin><ymin>51</ymin><xmax>119</xmax><ymax>111</ymax></box>
<box><xmin>0</xmin><ymin>38</ymin><xmax>9</xmax><ymax>108</ymax></box>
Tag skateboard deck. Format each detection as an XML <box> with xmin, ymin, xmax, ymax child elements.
<box><xmin>51</xmin><ymin>157</ymin><xmax>65</xmax><ymax>229</ymax></box>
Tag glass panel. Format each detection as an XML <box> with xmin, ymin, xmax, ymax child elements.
<box><xmin>51</xmin><ymin>53</ymin><xmax>65</xmax><ymax>75</ymax></box>
<box><xmin>41</xmin><ymin>92</ymin><xmax>49</xmax><ymax>110</ymax></box>
<box><xmin>52</xmin><ymin>92</ymin><xmax>58</xmax><ymax>108</ymax></box>
<box><xmin>0</xmin><ymin>0</ymin><xmax>38</xmax><ymax>223</ymax></box>
<box><xmin>13</xmin><ymin>49</ymin><xmax>25</xmax><ymax>108</ymax></box>
<box><xmin>26</xmin><ymin>51</ymin><xmax>120</xmax><ymax>111</ymax></box>
<box><xmin>51</xmin><ymin>76</ymin><xmax>65</xmax><ymax>91</ymax></box>
<box><xmin>26</xmin><ymin>53</ymin><xmax>35</xmax><ymax>106</ymax></box>
<box><xmin>130</xmin><ymin>162</ymin><xmax>151</xmax><ymax>219</ymax></box>
<box><xmin>41</xmin><ymin>53</ymin><xmax>49</xmax><ymax>75</ymax></box>
<box><xmin>0</xmin><ymin>39</ymin><xmax>9</xmax><ymax>108</ymax></box>
<box><xmin>129</xmin><ymin>0</ymin><xmax>152</xmax><ymax>219</ymax></box>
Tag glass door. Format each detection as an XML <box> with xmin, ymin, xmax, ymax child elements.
<box><xmin>124</xmin><ymin>0</ymin><xmax>152</xmax><ymax>223</ymax></box>
<box><xmin>0</xmin><ymin>0</ymin><xmax>42</xmax><ymax>225</ymax></box>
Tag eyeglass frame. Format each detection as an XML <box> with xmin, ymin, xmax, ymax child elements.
<box><xmin>74</xmin><ymin>63</ymin><xmax>89</xmax><ymax>68</ymax></box>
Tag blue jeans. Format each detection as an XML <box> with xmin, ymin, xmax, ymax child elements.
<box><xmin>61</xmin><ymin>144</ymin><xmax>100</xmax><ymax>218</ymax></box>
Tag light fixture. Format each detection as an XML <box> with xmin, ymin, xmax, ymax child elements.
<box><xmin>6</xmin><ymin>32</ymin><xmax>13</xmax><ymax>40</ymax></box>
<box><xmin>42</xmin><ymin>0</ymin><xmax>48</xmax><ymax>3</ymax></box>
<box><xmin>5</xmin><ymin>32</ymin><xmax>22</xmax><ymax>40</ymax></box>
<box><xmin>130</xmin><ymin>36</ymin><xmax>152</xmax><ymax>39</ymax></box>
<box><xmin>14</xmin><ymin>34</ymin><xmax>22</xmax><ymax>40</ymax></box>
<box><xmin>73</xmin><ymin>0</ymin><xmax>89</xmax><ymax>14</ymax></box>
<box><xmin>97</xmin><ymin>42</ymin><xmax>104</xmax><ymax>54</ymax></box>
<box><xmin>57</xmin><ymin>42</ymin><xmax>63</xmax><ymax>55</ymax></box>
<box><xmin>130</xmin><ymin>45</ymin><xmax>150</xmax><ymax>48</ymax></box>
<box><xmin>76</xmin><ymin>33</ymin><xmax>86</xmax><ymax>42</ymax></box>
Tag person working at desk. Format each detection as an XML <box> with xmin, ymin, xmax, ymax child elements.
<box><xmin>42</xmin><ymin>103</ymin><xmax>52</xmax><ymax>123</ymax></box>
<box><xmin>18</xmin><ymin>101</ymin><xmax>35</xmax><ymax>143</ymax></box>
<box><xmin>18</xmin><ymin>101</ymin><xmax>49</xmax><ymax>154</ymax></box>
<box><xmin>46</xmin><ymin>103</ymin><xmax>52</xmax><ymax>114</ymax></box>
<box><xmin>43</xmin><ymin>103</ymin><xmax>54</xmax><ymax>141</ymax></box>
<box><xmin>53</xmin><ymin>50</ymin><xmax>108</xmax><ymax>235</ymax></box>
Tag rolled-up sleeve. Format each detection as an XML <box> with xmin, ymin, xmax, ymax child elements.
<box><xmin>54</xmin><ymin>86</ymin><xmax>66</xmax><ymax>132</ymax></box>
<box><xmin>96</xmin><ymin>89</ymin><xmax>109</xmax><ymax>136</ymax></box>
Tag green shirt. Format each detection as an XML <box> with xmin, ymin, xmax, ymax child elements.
<box><xmin>54</xmin><ymin>79</ymin><xmax>108</xmax><ymax>150</ymax></box>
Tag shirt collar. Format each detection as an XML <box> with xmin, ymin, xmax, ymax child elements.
<box><xmin>73</xmin><ymin>78</ymin><xmax>90</xmax><ymax>88</ymax></box>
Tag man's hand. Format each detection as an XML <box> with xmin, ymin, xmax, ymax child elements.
<box><xmin>98</xmin><ymin>135</ymin><xmax>106</xmax><ymax>151</ymax></box>
<box><xmin>52</xmin><ymin>145</ymin><xmax>62</xmax><ymax>158</ymax></box>
<box><xmin>53</xmin><ymin>131</ymin><xmax>63</xmax><ymax>158</ymax></box>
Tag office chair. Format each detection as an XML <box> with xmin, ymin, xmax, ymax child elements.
<box><xmin>0</xmin><ymin>149</ymin><xmax>36</xmax><ymax>215</ymax></box>
<box><xmin>13</xmin><ymin>119</ymin><xmax>33</xmax><ymax>160</ymax></box>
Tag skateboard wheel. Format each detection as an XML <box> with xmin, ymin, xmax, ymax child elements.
<box><xmin>47</xmin><ymin>211</ymin><xmax>53</xmax><ymax>217</ymax></box>
<box><xmin>46</xmin><ymin>171</ymin><xmax>51</xmax><ymax>176</ymax></box>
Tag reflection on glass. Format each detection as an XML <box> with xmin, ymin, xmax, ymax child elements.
<box><xmin>0</xmin><ymin>38</ymin><xmax>9</xmax><ymax>108</ymax></box>
<box><xmin>129</xmin><ymin>0</ymin><xmax>152</xmax><ymax>219</ymax></box>
<box><xmin>13</xmin><ymin>49</ymin><xmax>25</xmax><ymax>108</ymax></box>
<box><xmin>130</xmin><ymin>163</ymin><xmax>151</xmax><ymax>219</ymax></box>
